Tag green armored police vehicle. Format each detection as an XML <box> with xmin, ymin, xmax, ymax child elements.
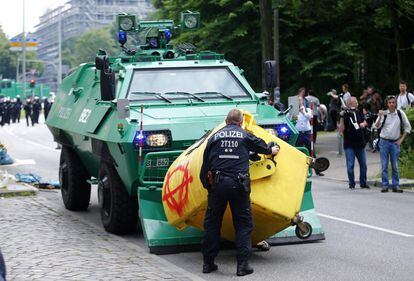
<box><xmin>46</xmin><ymin>12</ymin><xmax>325</xmax><ymax>253</ymax></box>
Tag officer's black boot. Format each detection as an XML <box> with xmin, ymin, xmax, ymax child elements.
<box><xmin>202</xmin><ymin>257</ymin><xmax>218</xmax><ymax>273</ymax></box>
<box><xmin>237</xmin><ymin>261</ymin><xmax>253</xmax><ymax>276</ymax></box>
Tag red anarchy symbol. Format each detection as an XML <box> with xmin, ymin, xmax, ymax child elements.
<box><xmin>163</xmin><ymin>162</ymin><xmax>193</xmax><ymax>216</ymax></box>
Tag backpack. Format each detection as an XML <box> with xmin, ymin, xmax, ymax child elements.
<box><xmin>398</xmin><ymin>93</ymin><xmax>414</xmax><ymax>109</ymax></box>
<box><xmin>379</xmin><ymin>109</ymin><xmax>403</xmax><ymax>133</ymax></box>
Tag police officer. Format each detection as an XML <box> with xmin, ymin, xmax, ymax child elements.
<box><xmin>43</xmin><ymin>97</ymin><xmax>51</xmax><ymax>120</ymax></box>
<box><xmin>32</xmin><ymin>97</ymin><xmax>41</xmax><ymax>124</ymax></box>
<box><xmin>24</xmin><ymin>99</ymin><xmax>33</xmax><ymax>127</ymax></box>
<box><xmin>10</xmin><ymin>98</ymin><xmax>17</xmax><ymax>123</ymax></box>
<box><xmin>200</xmin><ymin>109</ymin><xmax>280</xmax><ymax>276</ymax></box>
<box><xmin>16</xmin><ymin>95</ymin><xmax>22</xmax><ymax>123</ymax></box>
<box><xmin>3</xmin><ymin>98</ymin><xmax>11</xmax><ymax>125</ymax></box>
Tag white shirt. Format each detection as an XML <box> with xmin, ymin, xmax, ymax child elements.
<box><xmin>305</xmin><ymin>95</ymin><xmax>320</xmax><ymax>115</ymax></box>
<box><xmin>342</xmin><ymin>92</ymin><xmax>351</xmax><ymax>104</ymax></box>
<box><xmin>295</xmin><ymin>106</ymin><xmax>312</xmax><ymax>132</ymax></box>
<box><xmin>375</xmin><ymin>109</ymin><xmax>412</xmax><ymax>140</ymax></box>
<box><xmin>397</xmin><ymin>92</ymin><xmax>414</xmax><ymax>110</ymax></box>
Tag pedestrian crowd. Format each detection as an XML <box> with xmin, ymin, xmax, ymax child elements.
<box><xmin>0</xmin><ymin>95</ymin><xmax>52</xmax><ymax>127</ymax></box>
<box><xmin>280</xmin><ymin>81</ymin><xmax>412</xmax><ymax>193</ymax></box>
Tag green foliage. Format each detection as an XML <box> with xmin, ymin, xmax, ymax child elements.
<box><xmin>0</xmin><ymin>26</ymin><xmax>18</xmax><ymax>78</ymax></box>
<box><xmin>153</xmin><ymin>0</ymin><xmax>263</xmax><ymax>89</ymax></box>
<box><xmin>62</xmin><ymin>26</ymin><xmax>118</xmax><ymax>69</ymax></box>
<box><xmin>152</xmin><ymin>0</ymin><xmax>414</xmax><ymax>103</ymax></box>
<box><xmin>0</xmin><ymin>26</ymin><xmax>45</xmax><ymax>78</ymax></box>
<box><xmin>74</xmin><ymin>26</ymin><xmax>117</xmax><ymax>66</ymax></box>
<box><xmin>400</xmin><ymin>107</ymin><xmax>414</xmax><ymax>179</ymax></box>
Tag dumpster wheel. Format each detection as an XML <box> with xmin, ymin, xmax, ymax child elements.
<box><xmin>295</xmin><ymin>222</ymin><xmax>312</xmax><ymax>240</ymax></box>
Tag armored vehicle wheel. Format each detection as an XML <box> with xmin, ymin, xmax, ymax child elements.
<box><xmin>98</xmin><ymin>161</ymin><xmax>138</xmax><ymax>234</ymax></box>
<box><xmin>59</xmin><ymin>146</ymin><xmax>91</xmax><ymax>211</ymax></box>
<box><xmin>295</xmin><ymin>222</ymin><xmax>312</xmax><ymax>240</ymax></box>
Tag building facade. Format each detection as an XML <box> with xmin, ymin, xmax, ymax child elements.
<box><xmin>34</xmin><ymin>0</ymin><xmax>153</xmax><ymax>91</ymax></box>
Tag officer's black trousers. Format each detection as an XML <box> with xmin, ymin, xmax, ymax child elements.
<box><xmin>202</xmin><ymin>177</ymin><xmax>253</xmax><ymax>263</ymax></box>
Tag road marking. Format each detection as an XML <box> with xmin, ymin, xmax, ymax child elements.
<box><xmin>5</xmin><ymin>159</ymin><xmax>36</xmax><ymax>166</ymax></box>
<box><xmin>3</xmin><ymin>127</ymin><xmax>58</xmax><ymax>153</ymax></box>
<box><xmin>318</xmin><ymin>213</ymin><xmax>414</xmax><ymax>238</ymax></box>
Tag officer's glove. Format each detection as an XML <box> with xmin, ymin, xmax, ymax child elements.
<box><xmin>268</xmin><ymin>141</ymin><xmax>280</xmax><ymax>156</ymax></box>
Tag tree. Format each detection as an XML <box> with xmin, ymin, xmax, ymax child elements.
<box><xmin>74</xmin><ymin>26</ymin><xmax>117</xmax><ymax>66</ymax></box>
<box><xmin>0</xmin><ymin>26</ymin><xmax>17</xmax><ymax>78</ymax></box>
<box><xmin>0</xmin><ymin>26</ymin><xmax>44</xmax><ymax>79</ymax></box>
<box><xmin>154</xmin><ymin>0</ymin><xmax>263</xmax><ymax>89</ymax></box>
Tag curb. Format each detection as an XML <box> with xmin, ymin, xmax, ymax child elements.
<box><xmin>368</xmin><ymin>180</ymin><xmax>414</xmax><ymax>191</ymax></box>
<box><xmin>0</xmin><ymin>184</ymin><xmax>39</xmax><ymax>197</ymax></box>
<box><xmin>314</xmin><ymin>176</ymin><xmax>414</xmax><ymax>192</ymax></box>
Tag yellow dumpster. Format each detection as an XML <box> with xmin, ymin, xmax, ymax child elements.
<box><xmin>161</xmin><ymin>111</ymin><xmax>311</xmax><ymax>244</ymax></box>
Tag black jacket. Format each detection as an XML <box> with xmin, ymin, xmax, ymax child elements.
<box><xmin>200</xmin><ymin>124</ymin><xmax>273</xmax><ymax>189</ymax></box>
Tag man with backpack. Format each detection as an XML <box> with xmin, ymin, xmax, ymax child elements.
<box><xmin>397</xmin><ymin>81</ymin><xmax>414</xmax><ymax>110</ymax></box>
<box><xmin>374</xmin><ymin>96</ymin><xmax>411</xmax><ymax>193</ymax></box>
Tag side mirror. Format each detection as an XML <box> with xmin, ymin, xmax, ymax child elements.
<box><xmin>117</xmin><ymin>98</ymin><xmax>130</xmax><ymax>119</ymax></box>
<box><xmin>264</xmin><ymin>60</ymin><xmax>277</xmax><ymax>89</ymax></box>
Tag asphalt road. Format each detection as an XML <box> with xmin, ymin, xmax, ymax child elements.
<box><xmin>1</xmin><ymin>121</ymin><xmax>414</xmax><ymax>281</ymax></box>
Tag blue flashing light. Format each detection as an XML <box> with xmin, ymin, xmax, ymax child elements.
<box><xmin>118</xmin><ymin>31</ymin><xmax>127</xmax><ymax>45</ymax></box>
<box><xmin>133</xmin><ymin>131</ymin><xmax>146</xmax><ymax>149</ymax></box>
<box><xmin>164</xmin><ymin>29</ymin><xmax>172</xmax><ymax>42</ymax></box>
<box><xmin>274</xmin><ymin>123</ymin><xmax>292</xmax><ymax>141</ymax></box>
<box><xmin>280</xmin><ymin>126</ymin><xmax>288</xmax><ymax>134</ymax></box>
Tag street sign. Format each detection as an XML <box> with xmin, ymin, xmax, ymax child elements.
<box><xmin>9</xmin><ymin>37</ymin><xmax>38</xmax><ymax>51</ymax></box>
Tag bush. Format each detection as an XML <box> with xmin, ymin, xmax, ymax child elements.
<box><xmin>399</xmin><ymin>108</ymin><xmax>414</xmax><ymax>179</ymax></box>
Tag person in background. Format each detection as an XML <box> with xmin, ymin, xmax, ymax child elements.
<box><xmin>305</xmin><ymin>89</ymin><xmax>321</xmax><ymax>143</ymax></box>
<box><xmin>396</xmin><ymin>81</ymin><xmax>414</xmax><ymax>110</ymax></box>
<box><xmin>366</xmin><ymin>90</ymin><xmax>383</xmax><ymax>115</ymax></box>
<box><xmin>339</xmin><ymin>97</ymin><xmax>369</xmax><ymax>189</ymax></box>
<box><xmin>374</xmin><ymin>96</ymin><xmax>412</xmax><ymax>193</ymax></box>
<box><xmin>360</xmin><ymin>89</ymin><xmax>369</xmax><ymax>110</ymax></box>
<box><xmin>10</xmin><ymin>99</ymin><xmax>18</xmax><ymax>123</ymax></box>
<box><xmin>2</xmin><ymin>98</ymin><xmax>11</xmax><ymax>126</ymax></box>
<box><xmin>298</xmin><ymin>87</ymin><xmax>309</xmax><ymax>107</ymax></box>
<box><xmin>295</xmin><ymin>96</ymin><xmax>312</xmax><ymax>154</ymax></box>
<box><xmin>318</xmin><ymin>104</ymin><xmax>328</xmax><ymax>131</ymax></box>
<box><xmin>341</xmin><ymin>84</ymin><xmax>351</xmax><ymax>104</ymax></box>
<box><xmin>43</xmin><ymin>97</ymin><xmax>51</xmax><ymax>120</ymax></box>
<box><xmin>32</xmin><ymin>97</ymin><xmax>41</xmax><ymax>124</ymax></box>
<box><xmin>24</xmin><ymin>99</ymin><xmax>33</xmax><ymax>127</ymax></box>
<box><xmin>295</xmin><ymin>96</ymin><xmax>324</xmax><ymax>176</ymax></box>
<box><xmin>361</xmin><ymin>85</ymin><xmax>375</xmax><ymax>109</ymax></box>
<box><xmin>327</xmin><ymin>89</ymin><xmax>339</xmax><ymax>131</ymax></box>
<box><xmin>16</xmin><ymin>95</ymin><xmax>22</xmax><ymax>123</ymax></box>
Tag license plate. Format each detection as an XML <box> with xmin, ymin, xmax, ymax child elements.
<box><xmin>146</xmin><ymin>158</ymin><xmax>170</xmax><ymax>168</ymax></box>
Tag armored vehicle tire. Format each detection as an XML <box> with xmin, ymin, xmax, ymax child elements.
<box><xmin>59</xmin><ymin>146</ymin><xmax>91</xmax><ymax>211</ymax></box>
<box><xmin>98</xmin><ymin>161</ymin><xmax>138</xmax><ymax>235</ymax></box>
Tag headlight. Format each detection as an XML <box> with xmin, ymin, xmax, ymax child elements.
<box><xmin>133</xmin><ymin>130</ymin><xmax>172</xmax><ymax>150</ymax></box>
<box><xmin>146</xmin><ymin>134</ymin><xmax>168</xmax><ymax>147</ymax></box>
